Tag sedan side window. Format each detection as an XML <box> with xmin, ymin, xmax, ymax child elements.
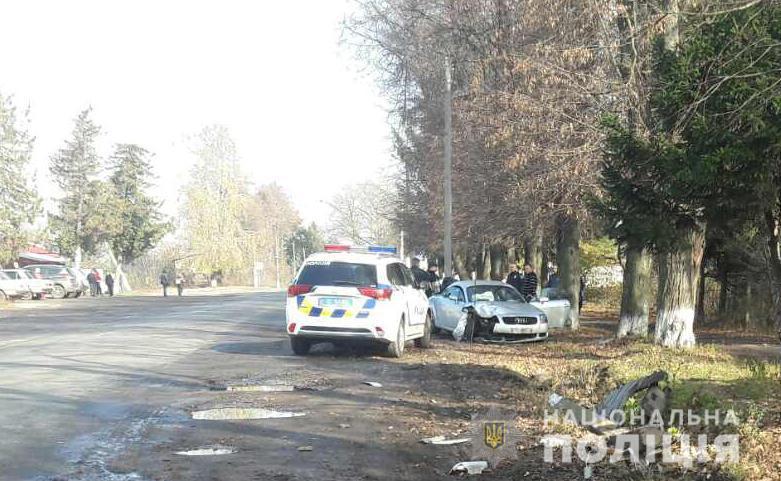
<box><xmin>454</xmin><ymin>288</ymin><xmax>465</xmax><ymax>302</ymax></box>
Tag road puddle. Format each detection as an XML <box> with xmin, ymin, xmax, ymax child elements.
<box><xmin>176</xmin><ymin>446</ymin><xmax>237</xmax><ymax>456</ymax></box>
<box><xmin>225</xmin><ymin>384</ymin><xmax>295</xmax><ymax>392</ymax></box>
<box><xmin>191</xmin><ymin>407</ymin><xmax>306</xmax><ymax>420</ymax></box>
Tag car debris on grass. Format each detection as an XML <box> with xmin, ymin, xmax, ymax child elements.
<box><xmin>420</xmin><ymin>435</ymin><xmax>471</xmax><ymax>445</ymax></box>
<box><xmin>449</xmin><ymin>461</ymin><xmax>488</xmax><ymax>475</ymax></box>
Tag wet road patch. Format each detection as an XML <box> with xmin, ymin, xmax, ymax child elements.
<box><xmin>191</xmin><ymin>407</ymin><xmax>306</xmax><ymax>420</ymax></box>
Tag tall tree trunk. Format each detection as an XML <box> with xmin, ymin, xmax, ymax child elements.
<box><xmin>524</xmin><ymin>233</ymin><xmax>543</xmax><ymax>292</ymax></box>
<box><xmin>540</xmin><ymin>240</ymin><xmax>550</xmax><ymax>288</ymax></box>
<box><xmin>490</xmin><ymin>244</ymin><xmax>506</xmax><ymax>280</ymax></box>
<box><xmin>454</xmin><ymin>247</ymin><xmax>469</xmax><ymax>281</ymax></box>
<box><xmin>717</xmin><ymin>266</ymin><xmax>729</xmax><ymax>321</ymax></box>
<box><xmin>695</xmin><ymin>262</ymin><xmax>706</xmax><ymax>325</ymax></box>
<box><xmin>556</xmin><ymin>214</ymin><xmax>581</xmax><ymax>329</ymax></box>
<box><xmin>655</xmin><ymin>225</ymin><xmax>705</xmax><ymax>348</ymax></box>
<box><xmin>763</xmin><ymin>209</ymin><xmax>781</xmax><ymax>340</ymax></box>
<box><xmin>480</xmin><ymin>244</ymin><xmax>491</xmax><ymax>280</ymax></box>
<box><xmin>617</xmin><ymin>246</ymin><xmax>652</xmax><ymax>337</ymax></box>
<box><xmin>106</xmin><ymin>244</ymin><xmax>132</xmax><ymax>292</ymax></box>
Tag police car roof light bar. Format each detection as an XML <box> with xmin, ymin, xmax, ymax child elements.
<box><xmin>323</xmin><ymin>244</ymin><xmax>398</xmax><ymax>255</ymax></box>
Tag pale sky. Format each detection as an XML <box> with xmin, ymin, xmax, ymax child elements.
<box><xmin>0</xmin><ymin>0</ymin><xmax>392</xmax><ymax>224</ymax></box>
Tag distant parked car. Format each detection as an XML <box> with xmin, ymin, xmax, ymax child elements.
<box><xmin>1</xmin><ymin>269</ymin><xmax>54</xmax><ymax>300</ymax></box>
<box><xmin>0</xmin><ymin>272</ymin><xmax>22</xmax><ymax>301</ymax></box>
<box><xmin>23</xmin><ymin>264</ymin><xmax>82</xmax><ymax>299</ymax></box>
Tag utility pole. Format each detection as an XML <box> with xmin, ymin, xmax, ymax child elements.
<box><xmin>274</xmin><ymin>227</ymin><xmax>281</xmax><ymax>289</ymax></box>
<box><xmin>443</xmin><ymin>56</ymin><xmax>454</xmax><ymax>277</ymax></box>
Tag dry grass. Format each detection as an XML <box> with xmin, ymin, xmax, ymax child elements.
<box><xmin>397</xmin><ymin>305</ymin><xmax>781</xmax><ymax>481</ymax></box>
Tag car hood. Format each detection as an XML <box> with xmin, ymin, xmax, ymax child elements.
<box><xmin>470</xmin><ymin>301</ymin><xmax>543</xmax><ymax>318</ymax></box>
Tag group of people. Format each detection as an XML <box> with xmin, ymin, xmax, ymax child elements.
<box><xmin>506</xmin><ymin>263</ymin><xmax>540</xmax><ymax>301</ymax></box>
<box><xmin>506</xmin><ymin>263</ymin><xmax>586</xmax><ymax>311</ymax></box>
<box><xmin>86</xmin><ymin>269</ymin><xmax>115</xmax><ymax>297</ymax></box>
<box><xmin>410</xmin><ymin>258</ymin><xmax>442</xmax><ymax>296</ymax></box>
<box><xmin>159</xmin><ymin>272</ymin><xmax>185</xmax><ymax>297</ymax></box>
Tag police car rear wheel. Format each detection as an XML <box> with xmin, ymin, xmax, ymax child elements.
<box><xmin>415</xmin><ymin>311</ymin><xmax>433</xmax><ymax>348</ymax></box>
<box><xmin>291</xmin><ymin>337</ymin><xmax>311</xmax><ymax>355</ymax></box>
<box><xmin>387</xmin><ymin>319</ymin><xmax>405</xmax><ymax>358</ymax></box>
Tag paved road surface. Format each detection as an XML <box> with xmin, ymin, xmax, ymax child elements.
<box><xmin>0</xmin><ymin>291</ymin><xmax>473</xmax><ymax>481</ymax></box>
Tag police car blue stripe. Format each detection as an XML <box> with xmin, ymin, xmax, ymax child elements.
<box><xmin>332</xmin><ymin>309</ymin><xmax>346</xmax><ymax>318</ymax></box>
<box><xmin>296</xmin><ymin>295</ymin><xmax>305</xmax><ymax>307</ymax></box>
<box><xmin>309</xmin><ymin>307</ymin><xmax>323</xmax><ymax>317</ymax></box>
<box><xmin>356</xmin><ymin>311</ymin><xmax>370</xmax><ymax>319</ymax></box>
<box><xmin>363</xmin><ymin>299</ymin><xmax>377</xmax><ymax>309</ymax></box>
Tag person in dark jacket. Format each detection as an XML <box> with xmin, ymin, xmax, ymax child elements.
<box><xmin>105</xmin><ymin>273</ymin><xmax>115</xmax><ymax>297</ymax></box>
<box><xmin>87</xmin><ymin>271</ymin><xmax>97</xmax><ymax>297</ymax></box>
<box><xmin>410</xmin><ymin>258</ymin><xmax>429</xmax><ymax>285</ymax></box>
<box><xmin>425</xmin><ymin>263</ymin><xmax>441</xmax><ymax>296</ymax></box>
<box><xmin>506</xmin><ymin>264</ymin><xmax>523</xmax><ymax>293</ymax></box>
<box><xmin>546</xmin><ymin>267</ymin><xmax>561</xmax><ymax>289</ymax></box>
<box><xmin>160</xmin><ymin>273</ymin><xmax>170</xmax><ymax>297</ymax></box>
<box><xmin>520</xmin><ymin>264</ymin><xmax>538</xmax><ymax>301</ymax></box>
<box><xmin>579</xmin><ymin>275</ymin><xmax>586</xmax><ymax>312</ymax></box>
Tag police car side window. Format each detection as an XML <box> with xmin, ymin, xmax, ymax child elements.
<box><xmin>400</xmin><ymin>265</ymin><xmax>415</xmax><ymax>286</ymax></box>
<box><xmin>386</xmin><ymin>264</ymin><xmax>404</xmax><ymax>286</ymax></box>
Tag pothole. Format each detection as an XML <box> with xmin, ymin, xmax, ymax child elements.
<box><xmin>176</xmin><ymin>446</ymin><xmax>237</xmax><ymax>456</ymax></box>
<box><xmin>191</xmin><ymin>408</ymin><xmax>306</xmax><ymax>420</ymax></box>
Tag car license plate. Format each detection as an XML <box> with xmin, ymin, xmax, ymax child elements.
<box><xmin>505</xmin><ymin>325</ymin><xmax>532</xmax><ymax>334</ymax></box>
<box><xmin>319</xmin><ymin>297</ymin><xmax>352</xmax><ymax>308</ymax></box>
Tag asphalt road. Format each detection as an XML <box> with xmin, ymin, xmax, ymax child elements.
<box><xmin>0</xmin><ymin>291</ymin><xmax>478</xmax><ymax>481</ymax></box>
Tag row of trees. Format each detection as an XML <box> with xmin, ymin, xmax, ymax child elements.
<box><xmin>1</xmin><ymin>94</ymin><xmax>322</xmax><ymax>289</ymax></box>
<box><xmin>0</xmin><ymin>99</ymin><xmax>169</xmax><ymax>285</ymax></box>
<box><xmin>347</xmin><ymin>0</ymin><xmax>781</xmax><ymax>346</ymax></box>
<box><xmin>180</xmin><ymin>125</ymin><xmax>313</xmax><ymax>286</ymax></box>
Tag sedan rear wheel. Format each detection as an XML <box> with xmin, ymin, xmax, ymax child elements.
<box><xmin>20</xmin><ymin>290</ymin><xmax>33</xmax><ymax>301</ymax></box>
<box><xmin>51</xmin><ymin>284</ymin><xmax>66</xmax><ymax>299</ymax></box>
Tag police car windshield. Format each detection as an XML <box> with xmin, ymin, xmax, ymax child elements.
<box><xmin>467</xmin><ymin>285</ymin><xmax>524</xmax><ymax>303</ymax></box>
<box><xmin>296</xmin><ymin>261</ymin><xmax>378</xmax><ymax>287</ymax></box>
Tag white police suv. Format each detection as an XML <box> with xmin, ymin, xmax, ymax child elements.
<box><xmin>286</xmin><ymin>245</ymin><xmax>432</xmax><ymax>357</ymax></box>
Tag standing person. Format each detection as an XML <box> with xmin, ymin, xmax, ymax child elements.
<box><xmin>87</xmin><ymin>270</ymin><xmax>97</xmax><ymax>297</ymax></box>
<box><xmin>105</xmin><ymin>273</ymin><xmax>115</xmax><ymax>297</ymax></box>
<box><xmin>160</xmin><ymin>272</ymin><xmax>170</xmax><ymax>297</ymax></box>
<box><xmin>506</xmin><ymin>264</ymin><xmax>523</xmax><ymax>293</ymax></box>
<box><xmin>520</xmin><ymin>264</ymin><xmax>538</xmax><ymax>301</ymax></box>
<box><xmin>579</xmin><ymin>275</ymin><xmax>586</xmax><ymax>313</ymax></box>
<box><xmin>546</xmin><ymin>267</ymin><xmax>561</xmax><ymax>289</ymax></box>
<box><xmin>426</xmin><ymin>263</ymin><xmax>441</xmax><ymax>296</ymax></box>
<box><xmin>93</xmin><ymin>269</ymin><xmax>103</xmax><ymax>296</ymax></box>
<box><xmin>410</xmin><ymin>258</ymin><xmax>429</xmax><ymax>285</ymax></box>
<box><xmin>175</xmin><ymin>273</ymin><xmax>185</xmax><ymax>297</ymax></box>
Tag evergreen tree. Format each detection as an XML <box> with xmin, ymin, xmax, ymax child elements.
<box><xmin>108</xmin><ymin>144</ymin><xmax>168</xmax><ymax>266</ymax></box>
<box><xmin>49</xmin><ymin>108</ymin><xmax>102</xmax><ymax>266</ymax></box>
<box><xmin>0</xmin><ymin>93</ymin><xmax>40</xmax><ymax>264</ymax></box>
<box><xmin>600</xmin><ymin>3</ymin><xmax>781</xmax><ymax>345</ymax></box>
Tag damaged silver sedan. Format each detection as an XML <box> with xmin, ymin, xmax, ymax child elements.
<box><xmin>429</xmin><ymin>280</ymin><xmax>549</xmax><ymax>343</ymax></box>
